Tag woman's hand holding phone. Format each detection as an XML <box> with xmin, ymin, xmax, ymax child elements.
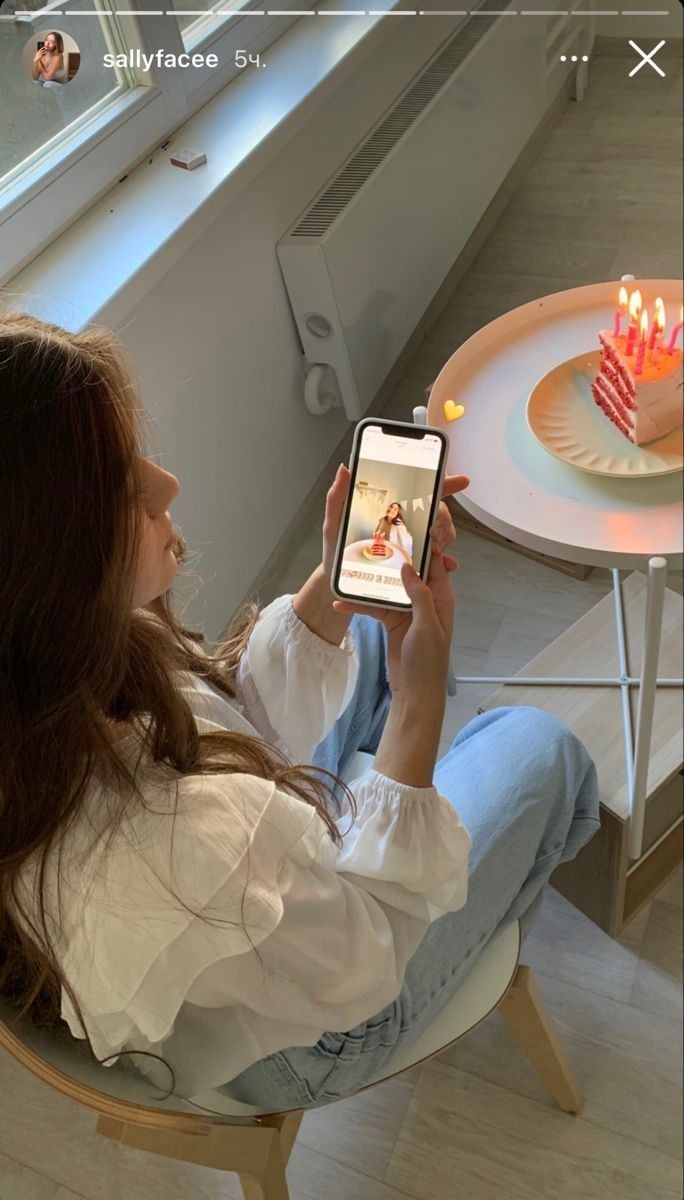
<box><xmin>324</xmin><ymin>421</ymin><xmax>468</xmax><ymax>786</ymax></box>
<box><xmin>332</xmin><ymin>535</ymin><xmax>458</xmax><ymax>702</ymax></box>
<box><xmin>334</xmin><ymin>542</ymin><xmax>459</xmax><ymax>788</ymax></box>
<box><xmin>321</xmin><ymin>463</ymin><xmax>466</xmax><ymax>584</ymax></box>
<box><xmin>326</xmin><ymin>461</ymin><xmax>468</xmax><ymax>704</ymax></box>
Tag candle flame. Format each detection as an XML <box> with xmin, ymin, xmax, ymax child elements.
<box><xmin>618</xmin><ymin>285</ymin><xmax>629</xmax><ymax>310</ymax></box>
<box><xmin>628</xmin><ymin>289</ymin><xmax>642</xmax><ymax>323</ymax></box>
<box><xmin>640</xmin><ymin>309</ymin><xmax>649</xmax><ymax>339</ymax></box>
<box><xmin>654</xmin><ymin>297</ymin><xmax>666</xmax><ymax>332</ymax></box>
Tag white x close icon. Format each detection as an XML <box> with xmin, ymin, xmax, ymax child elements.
<box><xmin>628</xmin><ymin>40</ymin><xmax>667</xmax><ymax>78</ymax></box>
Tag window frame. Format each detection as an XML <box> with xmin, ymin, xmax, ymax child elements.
<box><xmin>0</xmin><ymin>0</ymin><xmax>315</xmax><ymax>283</ymax></box>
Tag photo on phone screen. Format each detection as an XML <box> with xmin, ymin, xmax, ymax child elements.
<box><xmin>334</xmin><ymin>420</ymin><xmax>447</xmax><ymax>610</ymax></box>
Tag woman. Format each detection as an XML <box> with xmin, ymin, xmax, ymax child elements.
<box><xmin>374</xmin><ymin>500</ymin><xmax>413</xmax><ymax>562</ymax></box>
<box><xmin>31</xmin><ymin>32</ymin><xmax>66</xmax><ymax>86</ymax></box>
<box><xmin>0</xmin><ymin>313</ymin><xmax>599</xmax><ymax>1112</ymax></box>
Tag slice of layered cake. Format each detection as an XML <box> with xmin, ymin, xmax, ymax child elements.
<box><xmin>592</xmin><ymin>331</ymin><xmax>682</xmax><ymax>446</ymax></box>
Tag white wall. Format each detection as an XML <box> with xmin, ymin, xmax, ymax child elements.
<box><xmin>115</xmin><ymin>11</ymin><xmax>583</xmax><ymax>641</ymax></box>
<box><xmin>119</xmin><ymin>18</ymin><xmax>468</xmax><ymax>639</ymax></box>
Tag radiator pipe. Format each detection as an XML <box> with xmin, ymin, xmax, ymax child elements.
<box><xmin>304</xmin><ymin>365</ymin><xmax>334</xmax><ymax>415</ymax></box>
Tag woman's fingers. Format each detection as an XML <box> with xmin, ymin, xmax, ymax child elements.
<box><xmin>431</xmin><ymin>499</ymin><xmax>457</xmax><ymax>547</ymax></box>
<box><xmin>441</xmin><ymin>474</ymin><xmax>470</xmax><ymax>498</ymax></box>
<box><xmin>323</xmin><ymin>464</ymin><xmax>347</xmax><ymax>523</ymax></box>
<box><xmin>430</xmin><ymin>520</ymin><xmax>454</xmax><ymax>545</ymax></box>
<box><xmin>332</xmin><ymin>599</ymin><xmax>389</xmax><ymax>622</ymax></box>
<box><xmin>429</xmin><ymin>523</ymin><xmax>456</xmax><ymax>554</ymax></box>
<box><xmin>322</xmin><ymin>464</ymin><xmax>350</xmax><ymax>559</ymax></box>
<box><xmin>332</xmin><ymin>549</ymin><xmax>457</xmax><ymax>623</ymax></box>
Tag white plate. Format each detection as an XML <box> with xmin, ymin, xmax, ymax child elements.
<box><xmin>526</xmin><ymin>351</ymin><xmax>683</xmax><ymax>478</ymax></box>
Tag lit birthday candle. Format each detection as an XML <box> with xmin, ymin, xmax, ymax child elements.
<box><xmin>613</xmin><ymin>285</ymin><xmax>629</xmax><ymax>338</ymax></box>
<box><xmin>665</xmin><ymin>304</ymin><xmax>683</xmax><ymax>355</ymax></box>
<box><xmin>649</xmin><ymin>299</ymin><xmax>666</xmax><ymax>365</ymax></box>
<box><xmin>647</xmin><ymin>297</ymin><xmax>665</xmax><ymax>350</ymax></box>
<box><xmin>624</xmin><ymin>289</ymin><xmax>642</xmax><ymax>356</ymax></box>
<box><xmin>634</xmin><ymin>309</ymin><xmax>649</xmax><ymax>376</ymax></box>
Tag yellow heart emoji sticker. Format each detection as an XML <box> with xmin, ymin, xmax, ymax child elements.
<box><xmin>443</xmin><ymin>401</ymin><xmax>466</xmax><ymax>422</ymax></box>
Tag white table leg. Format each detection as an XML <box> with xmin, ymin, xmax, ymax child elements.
<box><xmin>419</xmin><ymin>368</ymin><xmax>678</xmax><ymax>833</ymax></box>
<box><xmin>612</xmin><ymin>570</ymin><xmax>635</xmax><ymax>809</ymax></box>
<box><xmin>629</xmin><ymin>557</ymin><xmax>668</xmax><ymax>861</ymax></box>
<box><xmin>413</xmin><ymin>404</ymin><xmax>459</xmax><ymax>696</ymax></box>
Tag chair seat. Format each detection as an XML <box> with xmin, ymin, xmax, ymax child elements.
<box><xmin>190</xmin><ymin>919</ymin><xmax>520</xmax><ymax>1117</ymax></box>
<box><xmin>284</xmin><ymin>753</ymin><xmax>521</xmax><ymax>1092</ymax></box>
<box><xmin>170</xmin><ymin>751</ymin><xmax>522</xmax><ymax>1117</ymax></box>
<box><xmin>0</xmin><ymin>751</ymin><xmax>520</xmax><ymax>1124</ymax></box>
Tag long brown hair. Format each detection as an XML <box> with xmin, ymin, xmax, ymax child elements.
<box><xmin>374</xmin><ymin>501</ymin><xmax>408</xmax><ymax>540</ymax></box>
<box><xmin>44</xmin><ymin>31</ymin><xmax>64</xmax><ymax>53</ymax></box>
<box><xmin>0</xmin><ymin>312</ymin><xmax>356</xmax><ymax>1091</ymax></box>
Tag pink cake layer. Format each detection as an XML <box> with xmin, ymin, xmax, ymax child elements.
<box><xmin>592</xmin><ymin>331</ymin><xmax>683</xmax><ymax>445</ymax></box>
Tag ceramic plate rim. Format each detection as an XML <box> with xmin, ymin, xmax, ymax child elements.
<box><xmin>526</xmin><ymin>350</ymin><xmax>683</xmax><ymax>478</ymax></box>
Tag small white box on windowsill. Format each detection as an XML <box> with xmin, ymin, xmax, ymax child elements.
<box><xmin>169</xmin><ymin>150</ymin><xmax>207</xmax><ymax>171</ymax></box>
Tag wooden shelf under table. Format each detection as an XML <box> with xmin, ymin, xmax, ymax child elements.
<box><xmin>477</xmin><ymin>572</ymin><xmax>683</xmax><ymax>936</ymax></box>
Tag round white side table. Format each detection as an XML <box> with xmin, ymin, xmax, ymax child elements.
<box><xmin>419</xmin><ymin>277</ymin><xmax>683</xmax><ymax>860</ymax></box>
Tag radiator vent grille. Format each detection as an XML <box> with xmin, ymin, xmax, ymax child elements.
<box><xmin>290</xmin><ymin>0</ymin><xmax>506</xmax><ymax>238</ymax></box>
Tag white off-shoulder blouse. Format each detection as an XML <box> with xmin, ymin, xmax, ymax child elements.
<box><xmin>17</xmin><ymin>595</ymin><xmax>472</xmax><ymax>1100</ymax></box>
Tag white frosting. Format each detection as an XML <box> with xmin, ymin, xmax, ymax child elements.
<box><xmin>594</xmin><ymin>331</ymin><xmax>682</xmax><ymax>445</ymax></box>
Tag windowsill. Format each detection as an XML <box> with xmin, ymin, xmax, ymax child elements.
<box><xmin>8</xmin><ymin>2</ymin><xmax>397</xmax><ymax>332</ymax></box>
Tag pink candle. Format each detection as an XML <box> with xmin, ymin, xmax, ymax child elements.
<box><xmin>649</xmin><ymin>299</ymin><xmax>666</xmax><ymax>366</ymax></box>
<box><xmin>647</xmin><ymin>297</ymin><xmax>665</xmax><ymax>350</ymax></box>
<box><xmin>613</xmin><ymin>285</ymin><xmax>629</xmax><ymax>338</ymax></box>
<box><xmin>634</xmin><ymin>310</ymin><xmax>649</xmax><ymax>376</ymax></box>
<box><xmin>624</xmin><ymin>289</ymin><xmax>642</xmax><ymax>356</ymax></box>
<box><xmin>666</xmin><ymin>305</ymin><xmax>683</xmax><ymax>355</ymax></box>
<box><xmin>625</xmin><ymin>324</ymin><xmax>637</xmax><ymax>356</ymax></box>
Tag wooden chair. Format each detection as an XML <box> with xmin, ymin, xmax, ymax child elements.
<box><xmin>0</xmin><ymin>751</ymin><xmax>583</xmax><ymax>1200</ymax></box>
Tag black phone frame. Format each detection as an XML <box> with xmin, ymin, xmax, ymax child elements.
<box><xmin>332</xmin><ymin>416</ymin><xmax>449</xmax><ymax>612</ymax></box>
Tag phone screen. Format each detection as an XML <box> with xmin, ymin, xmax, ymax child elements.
<box><xmin>335</xmin><ymin>422</ymin><xmax>447</xmax><ymax>609</ymax></box>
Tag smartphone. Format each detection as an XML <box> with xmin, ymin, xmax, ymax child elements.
<box><xmin>331</xmin><ymin>417</ymin><xmax>449</xmax><ymax>612</ymax></box>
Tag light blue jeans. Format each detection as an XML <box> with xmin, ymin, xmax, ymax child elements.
<box><xmin>217</xmin><ymin>614</ymin><xmax>600</xmax><ymax>1111</ymax></box>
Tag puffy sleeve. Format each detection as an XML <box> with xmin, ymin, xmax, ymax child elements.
<box><xmin>232</xmin><ymin>594</ymin><xmax>360</xmax><ymax>764</ymax></box>
<box><xmin>52</xmin><ymin>767</ymin><xmax>471</xmax><ymax>1065</ymax></box>
<box><xmin>187</xmin><ymin>768</ymin><xmax>472</xmax><ymax>1037</ymax></box>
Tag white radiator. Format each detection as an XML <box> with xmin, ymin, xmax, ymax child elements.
<box><xmin>277</xmin><ymin>0</ymin><xmax>595</xmax><ymax>419</ymax></box>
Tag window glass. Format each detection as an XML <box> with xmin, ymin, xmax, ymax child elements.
<box><xmin>168</xmin><ymin>0</ymin><xmax>251</xmax><ymax>46</ymax></box>
<box><xmin>0</xmin><ymin>2</ymin><xmax>130</xmax><ymax>187</ymax></box>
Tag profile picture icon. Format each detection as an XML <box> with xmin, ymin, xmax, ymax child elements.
<box><xmin>22</xmin><ymin>30</ymin><xmax>81</xmax><ymax>87</ymax></box>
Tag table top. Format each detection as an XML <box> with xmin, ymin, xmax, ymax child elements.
<box><xmin>428</xmin><ymin>279</ymin><xmax>683</xmax><ymax>569</ymax></box>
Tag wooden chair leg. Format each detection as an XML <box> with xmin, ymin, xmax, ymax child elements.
<box><xmin>97</xmin><ymin>1110</ymin><xmax>301</xmax><ymax>1199</ymax></box>
<box><xmin>238</xmin><ymin>1150</ymin><xmax>289</xmax><ymax>1200</ymax></box>
<box><xmin>273</xmin><ymin>1109</ymin><xmax>305</xmax><ymax>1166</ymax></box>
<box><xmin>498</xmin><ymin>964</ymin><xmax>584</xmax><ymax>1115</ymax></box>
<box><xmin>238</xmin><ymin>1110</ymin><xmax>304</xmax><ymax>1200</ymax></box>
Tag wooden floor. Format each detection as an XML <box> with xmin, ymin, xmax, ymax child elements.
<box><xmin>1</xmin><ymin>40</ymin><xmax>682</xmax><ymax>1200</ymax></box>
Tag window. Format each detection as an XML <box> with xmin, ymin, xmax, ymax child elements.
<box><xmin>1</xmin><ymin>2</ymin><xmax>133</xmax><ymax>182</ymax></box>
<box><xmin>169</xmin><ymin>0</ymin><xmax>249</xmax><ymax>46</ymax></box>
<box><xmin>0</xmin><ymin>0</ymin><xmax>316</xmax><ymax>283</ymax></box>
